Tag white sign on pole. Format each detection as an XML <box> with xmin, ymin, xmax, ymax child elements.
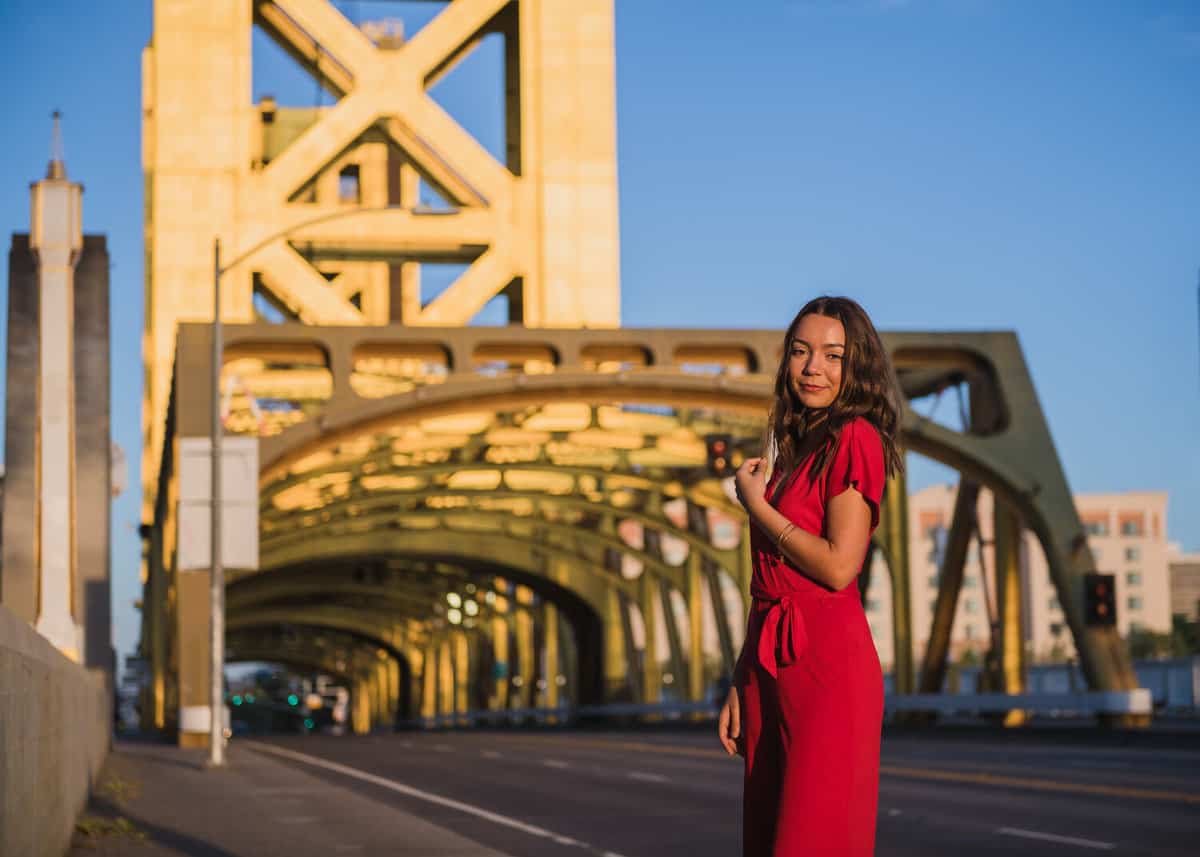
<box><xmin>177</xmin><ymin>436</ymin><xmax>259</xmax><ymax>571</ymax></box>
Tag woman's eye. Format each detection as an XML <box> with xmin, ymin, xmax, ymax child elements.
<box><xmin>828</xmin><ymin>353</ymin><xmax>842</xmax><ymax>361</ymax></box>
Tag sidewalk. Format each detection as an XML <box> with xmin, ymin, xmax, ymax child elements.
<box><xmin>67</xmin><ymin>734</ymin><xmax>513</xmax><ymax>856</ymax></box>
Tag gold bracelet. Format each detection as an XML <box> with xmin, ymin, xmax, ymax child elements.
<box><xmin>776</xmin><ymin>522</ymin><xmax>797</xmax><ymax>552</ymax></box>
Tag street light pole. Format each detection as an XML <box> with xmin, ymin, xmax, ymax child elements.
<box><xmin>199</xmin><ymin>207</ymin><xmax>402</xmax><ymax>765</ymax></box>
<box><xmin>209</xmin><ymin>237</ymin><xmax>225</xmax><ymax>766</ymax></box>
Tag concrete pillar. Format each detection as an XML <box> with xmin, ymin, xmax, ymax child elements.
<box><xmin>421</xmin><ymin>643</ymin><xmax>437</xmax><ymax>720</ymax></box>
<box><xmin>351</xmin><ymin>678</ymin><xmax>371</xmax><ymax>736</ymax></box>
<box><xmin>543</xmin><ymin>601</ymin><xmax>560</xmax><ymax>710</ymax></box>
<box><xmin>176</xmin><ymin>569</ymin><xmax>212</xmax><ymax>747</ymax></box>
<box><xmin>4</xmin><ymin>134</ymin><xmax>90</xmax><ymax>663</ymax></box>
<box><xmin>492</xmin><ymin>615</ymin><xmax>509</xmax><ymax>709</ymax></box>
<box><xmin>515</xmin><ymin>607</ymin><xmax>534</xmax><ymax>709</ymax></box>
<box><xmin>453</xmin><ymin>632</ymin><xmax>470</xmax><ymax>723</ymax></box>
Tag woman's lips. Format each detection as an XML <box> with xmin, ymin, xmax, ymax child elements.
<box><xmin>800</xmin><ymin>384</ymin><xmax>825</xmax><ymax>393</ymax></box>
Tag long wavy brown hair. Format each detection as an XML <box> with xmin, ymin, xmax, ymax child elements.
<box><xmin>765</xmin><ymin>296</ymin><xmax>903</xmax><ymax>502</ymax></box>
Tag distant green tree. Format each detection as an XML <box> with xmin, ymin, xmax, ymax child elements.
<box><xmin>1170</xmin><ymin>615</ymin><xmax>1200</xmax><ymax>657</ymax></box>
<box><xmin>1127</xmin><ymin>627</ymin><xmax>1172</xmax><ymax>660</ymax></box>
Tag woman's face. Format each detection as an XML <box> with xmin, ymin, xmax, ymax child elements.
<box><xmin>787</xmin><ymin>313</ymin><xmax>845</xmax><ymax>410</ymax></box>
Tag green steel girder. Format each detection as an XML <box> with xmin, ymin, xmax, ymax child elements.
<box><xmin>227</xmin><ymin>606</ymin><xmax>413</xmax><ymax>660</ymax></box>
<box><xmin>259</xmin><ymin>528</ymin><xmax>623</xmax><ymax>622</ymax></box>
<box><xmin>262</xmin><ymin>458</ymin><xmax>746</xmax><ymax>525</ymax></box>
<box><xmin>261</xmin><ymin>505</ymin><xmax>689</xmax><ymax>594</ymax></box>
<box><xmin>262</xmin><ymin>486</ymin><xmax>742</xmax><ymax>578</ymax></box>
<box><xmin>156</xmin><ymin>323</ymin><xmax>1140</xmax><ymax>712</ymax></box>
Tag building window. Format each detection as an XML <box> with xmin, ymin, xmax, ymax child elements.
<box><xmin>927</xmin><ymin>574</ymin><xmax>939</xmax><ymax>589</ymax></box>
<box><xmin>865</xmin><ymin>598</ymin><xmax>880</xmax><ymax>612</ymax></box>
<box><xmin>929</xmin><ymin>599</ymin><xmax>938</xmax><ymax>615</ymax></box>
<box><xmin>1084</xmin><ymin>520</ymin><xmax>1109</xmax><ymax>536</ymax></box>
<box><xmin>1130</xmin><ymin>621</ymin><xmax>1145</xmax><ymax>633</ymax></box>
<box><xmin>1127</xmin><ymin>596</ymin><xmax>1143</xmax><ymax>611</ymax></box>
<box><xmin>1120</xmin><ymin>519</ymin><xmax>1143</xmax><ymax>537</ymax></box>
<box><xmin>1126</xmin><ymin>571</ymin><xmax>1142</xmax><ymax>585</ymax></box>
<box><xmin>338</xmin><ymin>165</ymin><xmax>361</xmax><ymax>203</ymax></box>
<box><xmin>1090</xmin><ymin>546</ymin><xmax>1103</xmax><ymax>566</ymax></box>
<box><xmin>1124</xmin><ymin>546</ymin><xmax>1141</xmax><ymax>562</ymax></box>
<box><xmin>965</xmin><ymin>624</ymin><xmax>976</xmax><ymax>640</ymax></box>
<box><xmin>963</xmin><ymin>575</ymin><xmax>977</xmax><ymax>589</ymax></box>
<box><xmin>1048</xmin><ymin>596</ymin><xmax>1060</xmax><ymax>611</ymax></box>
<box><xmin>963</xmin><ymin>598</ymin><xmax>977</xmax><ymax>614</ymax></box>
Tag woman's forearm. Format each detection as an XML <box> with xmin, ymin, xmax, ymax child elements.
<box><xmin>746</xmin><ymin>497</ymin><xmax>856</xmax><ymax>591</ymax></box>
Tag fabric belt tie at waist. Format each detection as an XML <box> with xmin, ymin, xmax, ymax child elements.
<box><xmin>753</xmin><ymin>589</ymin><xmax>808</xmax><ymax>679</ymax></box>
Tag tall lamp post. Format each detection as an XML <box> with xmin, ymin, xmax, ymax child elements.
<box><xmin>204</xmin><ymin>206</ymin><xmax>409</xmax><ymax>766</ymax></box>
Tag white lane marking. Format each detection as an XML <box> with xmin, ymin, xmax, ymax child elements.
<box><xmin>399</xmin><ymin>740</ymin><xmax>413</xmax><ymax>748</ymax></box>
<box><xmin>432</xmin><ymin>743</ymin><xmax>453</xmax><ymax>752</ymax></box>
<box><xmin>887</xmin><ymin>808</ymin><xmax>902</xmax><ymax>817</ymax></box>
<box><xmin>542</xmin><ymin>759</ymin><xmax>569</xmax><ymax>769</ymax></box>
<box><xmin>628</xmin><ymin>772</ymin><xmax>668</xmax><ymax>783</ymax></box>
<box><xmin>481</xmin><ymin>750</ymin><xmax>503</xmax><ymax>759</ymax></box>
<box><xmin>246</xmin><ymin>742</ymin><xmax>598</xmax><ymax>851</ymax></box>
<box><xmin>996</xmin><ymin>827</ymin><xmax>1115</xmax><ymax>850</ymax></box>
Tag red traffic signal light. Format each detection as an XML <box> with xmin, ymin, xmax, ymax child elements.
<box><xmin>705</xmin><ymin>434</ymin><xmax>734</xmax><ymax>477</ymax></box>
<box><xmin>1083</xmin><ymin>572</ymin><xmax>1116</xmax><ymax>627</ymax></box>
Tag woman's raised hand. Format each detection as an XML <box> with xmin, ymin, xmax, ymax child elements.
<box><xmin>734</xmin><ymin>456</ymin><xmax>766</xmax><ymax>512</ymax></box>
<box><xmin>717</xmin><ymin>685</ymin><xmax>741</xmax><ymax>757</ymax></box>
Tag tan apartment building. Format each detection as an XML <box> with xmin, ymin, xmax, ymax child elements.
<box><xmin>861</xmin><ymin>486</ymin><xmax>1171</xmax><ymax>673</ymax></box>
<box><xmin>1169</xmin><ymin>546</ymin><xmax>1200</xmax><ymax>621</ymax></box>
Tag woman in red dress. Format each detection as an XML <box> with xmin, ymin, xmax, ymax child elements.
<box><xmin>717</xmin><ymin>296</ymin><xmax>903</xmax><ymax>857</ymax></box>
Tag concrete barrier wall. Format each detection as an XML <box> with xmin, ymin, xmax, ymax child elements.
<box><xmin>1</xmin><ymin>604</ymin><xmax>110</xmax><ymax>857</ymax></box>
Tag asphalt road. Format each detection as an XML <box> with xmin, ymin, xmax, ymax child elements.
<box><xmin>247</xmin><ymin>728</ymin><xmax>1200</xmax><ymax>856</ymax></box>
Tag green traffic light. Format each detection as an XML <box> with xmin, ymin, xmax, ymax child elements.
<box><xmin>303</xmin><ymin>718</ymin><xmax>314</xmax><ymax>729</ymax></box>
<box><xmin>232</xmin><ymin>695</ymin><xmax>243</xmax><ymax>706</ymax></box>
<box><xmin>287</xmin><ymin>694</ymin><xmax>299</xmax><ymax>706</ymax></box>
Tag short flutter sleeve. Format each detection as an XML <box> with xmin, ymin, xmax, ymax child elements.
<box><xmin>826</xmin><ymin>418</ymin><xmax>885</xmax><ymax>530</ymax></box>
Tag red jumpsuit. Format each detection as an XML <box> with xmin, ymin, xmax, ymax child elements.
<box><xmin>738</xmin><ymin>416</ymin><xmax>886</xmax><ymax>857</ymax></box>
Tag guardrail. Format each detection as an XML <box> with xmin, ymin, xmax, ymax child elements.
<box><xmin>884</xmin><ymin>689</ymin><xmax>1153</xmax><ymax>717</ymax></box>
<box><xmin>394</xmin><ymin>688</ymin><xmax>1157</xmax><ymax>730</ymax></box>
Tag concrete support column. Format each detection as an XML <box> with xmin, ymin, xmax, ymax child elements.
<box><xmin>438</xmin><ymin>638</ymin><xmax>454</xmax><ymax>718</ymax></box>
<box><xmin>176</xmin><ymin>569</ymin><xmax>212</xmax><ymax>747</ymax></box>
<box><xmin>386</xmin><ymin>657</ymin><xmax>401</xmax><ymax>725</ymax></box>
<box><xmin>514</xmin><ymin>608</ymin><xmax>534</xmax><ymax>709</ymax></box>
<box><xmin>492</xmin><ymin>616</ymin><xmax>510</xmax><ymax>709</ymax></box>
<box><xmin>883</xmin><ymin>469</ymin><xmax>914</xmax><ymax>694</ymax></box>
<box><xmin>543</xmin><ymin>601</ymin><xmax>560</xmax><ymax>711</ymax></box>
<box><xmin>351</xmin><ymin>678</ymin><xmax>371</xmax><ymax>736</ymax></box>
<box><xmin>421</xmin><ymin>643</ymin><xmax>437</xmax><ymax>720</ymax></box>
<box><xmin>453</xmin><ymin>632</ymin><xmax>470</xmax><ymax>723</ymax></box>
<box><xmin>30</xmin><ymin>166</ymin><xmax>85</xmax><ymax>662</ymax></box>
<box><xmin>994</xmin><ymin>498</ymin><xmax>1028</xmax><ymax>725</ymax></box>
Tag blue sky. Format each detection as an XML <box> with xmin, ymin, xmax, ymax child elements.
<box><xmin>1</xmin><ymin>0</ymin><xmax>1197</xmax><ymax>672</ymax></box>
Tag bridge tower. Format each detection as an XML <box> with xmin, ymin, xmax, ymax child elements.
<box><xmin>141</xmin><ymin>0</ymin><xmax>621</xmax><ymax>526</ymax></box>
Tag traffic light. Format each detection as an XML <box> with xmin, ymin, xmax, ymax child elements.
<box><xmin>1083</xmin><ymin>572</ymin><xmax>1116</xmax><ymax>627</ymax></box>
<box><xmin>706</xmin><ymin>434</ymin><xmax>733</xmax><ymax>477</ymax></box>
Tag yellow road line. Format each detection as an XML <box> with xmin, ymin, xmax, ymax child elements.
<box><xmin>486</xmin><ymin>735</ymin><xmax>1200</xmax><ymax>805</ymax></box>
<box><xmin>880</xmin><ymin>765</ymin><xmax>1200</xmax><ymax>806</ymax></box>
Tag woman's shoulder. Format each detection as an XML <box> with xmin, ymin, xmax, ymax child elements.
<box><xmin>841</xmin><ymin>415</ymin><xmax>882</xmax><ymax>445</ymax></box>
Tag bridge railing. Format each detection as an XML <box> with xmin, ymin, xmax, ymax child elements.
<box><xmin>394</xmin><ymin>687</ymin><xmax>1161</xmax><ymax>730</ymax></box>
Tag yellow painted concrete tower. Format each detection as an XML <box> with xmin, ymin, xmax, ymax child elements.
<box><xmin>141</xmin><ymin>0</ymin><xmax>621</xmax><ymax>521</ymax></box>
